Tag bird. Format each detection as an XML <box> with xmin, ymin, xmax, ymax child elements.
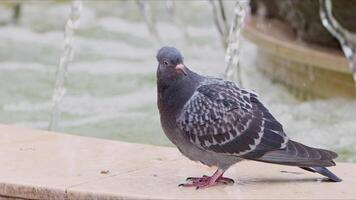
<box><xmin>156</xmin><ymin>46</ymin><xmax>342</xmax><ymax>189</ymax></box>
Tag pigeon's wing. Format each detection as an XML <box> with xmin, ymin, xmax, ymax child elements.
<box><xmin>176</xmin><ymin>81</ymin><xmax>289</xmax><ymax>157</ymax></box>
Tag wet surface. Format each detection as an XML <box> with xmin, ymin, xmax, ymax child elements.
<box><xmin>0</xmin><ymin>124</ymin><xmax>355</xmax><ymax>199</ymax></box>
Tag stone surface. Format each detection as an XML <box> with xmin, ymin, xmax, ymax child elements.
<box><xmin>244</xmin><ymin>17</ymin><xmax>356</xmax><ymax>99</ymax></box>
<box><xmin>250</xmin><ymin>0</ymin><xmax>356</xmax><ymax>49</ymax></box>
<box><xmin>0</xmin><ymin>124</ymin><xmax>356</xmax><ymax>199</ymax></box>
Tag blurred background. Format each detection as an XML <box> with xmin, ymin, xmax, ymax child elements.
<box><xmin>0</xmin><ymin>0</ymin><xmax>356</xmax><ymax>163</ymax></box>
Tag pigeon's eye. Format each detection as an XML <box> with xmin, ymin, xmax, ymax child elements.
<box><xmin>163</xmin><ymin>61</ymin><xmax>169</xmax><ymax>66</ymax></box>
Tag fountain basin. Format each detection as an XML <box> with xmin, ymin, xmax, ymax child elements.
<box><xmin>244</xmin><ymin>17</ymin><xmax>356</xmax><ymax>99</ymax></box>
<box><xmin>0</xmin><ymin>124</ymin><xmax>355</xmax><ymax>199</ymax></box>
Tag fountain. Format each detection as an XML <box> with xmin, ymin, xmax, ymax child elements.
<box><xmin>48</xmin><ymin>0</ymin><xmax>82</xmax><ymax>131</ymax></box>
<box><xmin>209</xmin><ymin>0</ymin><xmax>249</xmax><ymax>86</ymax></box>
<box><xmin>319</xmin><ymin>0</ymin><xmax>356</xmax><ymax>83</ymax></box>
<box><xmin>243</xmin><ymin>0</ymin><xmax>356</xmax><ymax>99</ymax></box>
<box><xmin>12</xmin><ymin>2</ymin><xmax>21</xmax><ymax>24</ymax></box>
<box><xmin>209</xmin><ymin>0</ymin><xmax>229</xmax><ymax>49</ymax></box>
<box><xmin>135</xmin><ymin>0</ymin><xmax>161</xmax><ymax>45</ymax></box>
<box><xmin>224</xmin><ymin>1</ymin><xmax>248</xmax><ymax>86</ymax></box>
<box><xmin>165</xmin><ymin>0</ymin><xmax>175</xmax><ymax>22</ymax></box>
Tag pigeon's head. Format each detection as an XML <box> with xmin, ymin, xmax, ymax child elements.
<box><xmin>156</xmin><ymin>46</ymin><xmax>187</xmax><ymax>80</ymax></box>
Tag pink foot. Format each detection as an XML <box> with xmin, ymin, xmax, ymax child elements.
<box><xmin>186</xmin><ymin>175</ymin><xmax>235</xmax><ymax>184</ymax></box>
<box><xmin>178</xmin><ymin>170</ymin><xmax>234</xmax><ymax>189</ymax></box>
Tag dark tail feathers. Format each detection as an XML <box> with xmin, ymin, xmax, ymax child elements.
<box><xmin>251</xmin><ymin>140</ymin><xmax>341</xmax><ymax>181</ymax></box>
<box><xmin>256</xmin><ymin>140</ymin><xmax>338</xmax><ymax>167</ymax></box>
<box><xmin>300</xmin><ymin>166</ymin><xmax>342</xmax><ymax>182</ymax></box>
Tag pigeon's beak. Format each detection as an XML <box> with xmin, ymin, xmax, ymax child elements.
<box><xmin>175</xmin><ymin>63</ymin><xmax>187</xmax><ymax>76</ymax></box>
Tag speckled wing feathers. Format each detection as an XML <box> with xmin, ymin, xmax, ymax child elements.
<box><xmin>176</xmin><ymin>80</ymin><xmax>289</xmax><ymax>157</ymax></box>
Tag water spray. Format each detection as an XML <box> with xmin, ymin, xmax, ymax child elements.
<box><xmin>48</xmin><ymin>0</ymin><xmax>82</xmax><ymax>131</ymax></box>
<box><xmin>224</xmin><ymin>1</ymin><xmax>248</xmax><ymax>87</ymax></box>
<box><xmin>319</xmin><ymin>0</ymin><xmax>356</xmax><ymax>84</ymax></box>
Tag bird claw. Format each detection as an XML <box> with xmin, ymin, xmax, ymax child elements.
<box><xmin>186</xmin><ymin>175</ymin><xmax>208</xmax><ymax>181</ymax></box>
<box><xmin>179</xmin><ymin>175</ymin><xmax>235</xmax><ymax>189</ymax></box>
<box><xmin>218</xmin><ymin>177</ymin><xmax>235</xmax><ymax>184</ymax></box>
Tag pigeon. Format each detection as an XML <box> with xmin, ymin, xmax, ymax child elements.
<box><xmin>156</xmin><ymin>46</ymin><xmax>342</xmax><ymax>189</ymax></box>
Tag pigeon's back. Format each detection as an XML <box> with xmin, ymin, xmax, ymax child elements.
<box><xmin>175</xmin><ymin>78</ymin><xmax>341</xmax><ymax>181</ymax></box>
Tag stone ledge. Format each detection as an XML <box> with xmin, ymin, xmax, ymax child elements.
<box><xmin>243</xmin><ymin>17</ymin><xmax>350</xmax><ymax>74</ymax></box>
<box><xmin>0</xmin><ymin>124</ymin><xmax>355</xmax><ymax>199</ymax></box>
<box><xmin>243</xmin><ymin>17</ymin><xmax>356</xmax><ymax>99</ymax></box>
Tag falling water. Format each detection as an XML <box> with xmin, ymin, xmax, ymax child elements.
<box><xmin>224</xmin><ymin>1</ymin><xmax>248</xmax><ymax>86</ymax></box>
<box><xmin>319</xmin><ymin>0</ymin><xmax>356</xmax><ymax>82</ymax></box>
<box><xmin>136</xmin><ymin>0</ymin><xmax>161</xmax><ymax>45</ymax></box>
<box><xmin>209</xmin><ymin>0</ymin><xmax>229</xmax><ymax>48</ymax></box>
<box><xmin>48</xmin><ymin>0</ymin><xmax>82</xmax><ymax>131</ymax></box>
<box><xmin>12</xmin><ymin>3</ymin><xmax>21</xmax><ymax>25</ymax></box>
<box><xmin>165</xmin><ymin>0</ymin><xmax>175</xmax><ymax>22</ymax></box>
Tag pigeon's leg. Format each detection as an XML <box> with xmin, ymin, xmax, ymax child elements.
<box><xmin>179</xmin><ymin>169</ymin><xmax>234</xmax><ymax>189</ymax></box>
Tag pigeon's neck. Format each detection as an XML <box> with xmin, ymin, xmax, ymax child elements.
<box><xmin>157</xmin><ymin>69</ymin><xmax>202</xmax><ymax>117</ymax></box>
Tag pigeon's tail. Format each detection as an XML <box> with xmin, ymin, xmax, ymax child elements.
<box><xmin>248</xmin><ymin>140</ymin><xmax>341</xmax><ymax>181</ymax></box>
<box><xmin>299</xmin><ymin>166</ymin><xmax>342</xmax><ymax>182</ymax></box>
<box><xmin>253</xmin><ymin>140</ymin><xmax>337</xmax><ymax>167</ymax></box>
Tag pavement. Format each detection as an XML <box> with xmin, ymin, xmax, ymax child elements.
<box><xmin>0</xmin><ymin>124</ymin><xmax>355</xmax><ymax>199</ymax></box>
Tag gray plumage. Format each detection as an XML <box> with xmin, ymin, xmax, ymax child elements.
<box><xmin>156</xmin><ymin>46</ymin><xmax>341</xmax><ymax>183</ymax></box>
